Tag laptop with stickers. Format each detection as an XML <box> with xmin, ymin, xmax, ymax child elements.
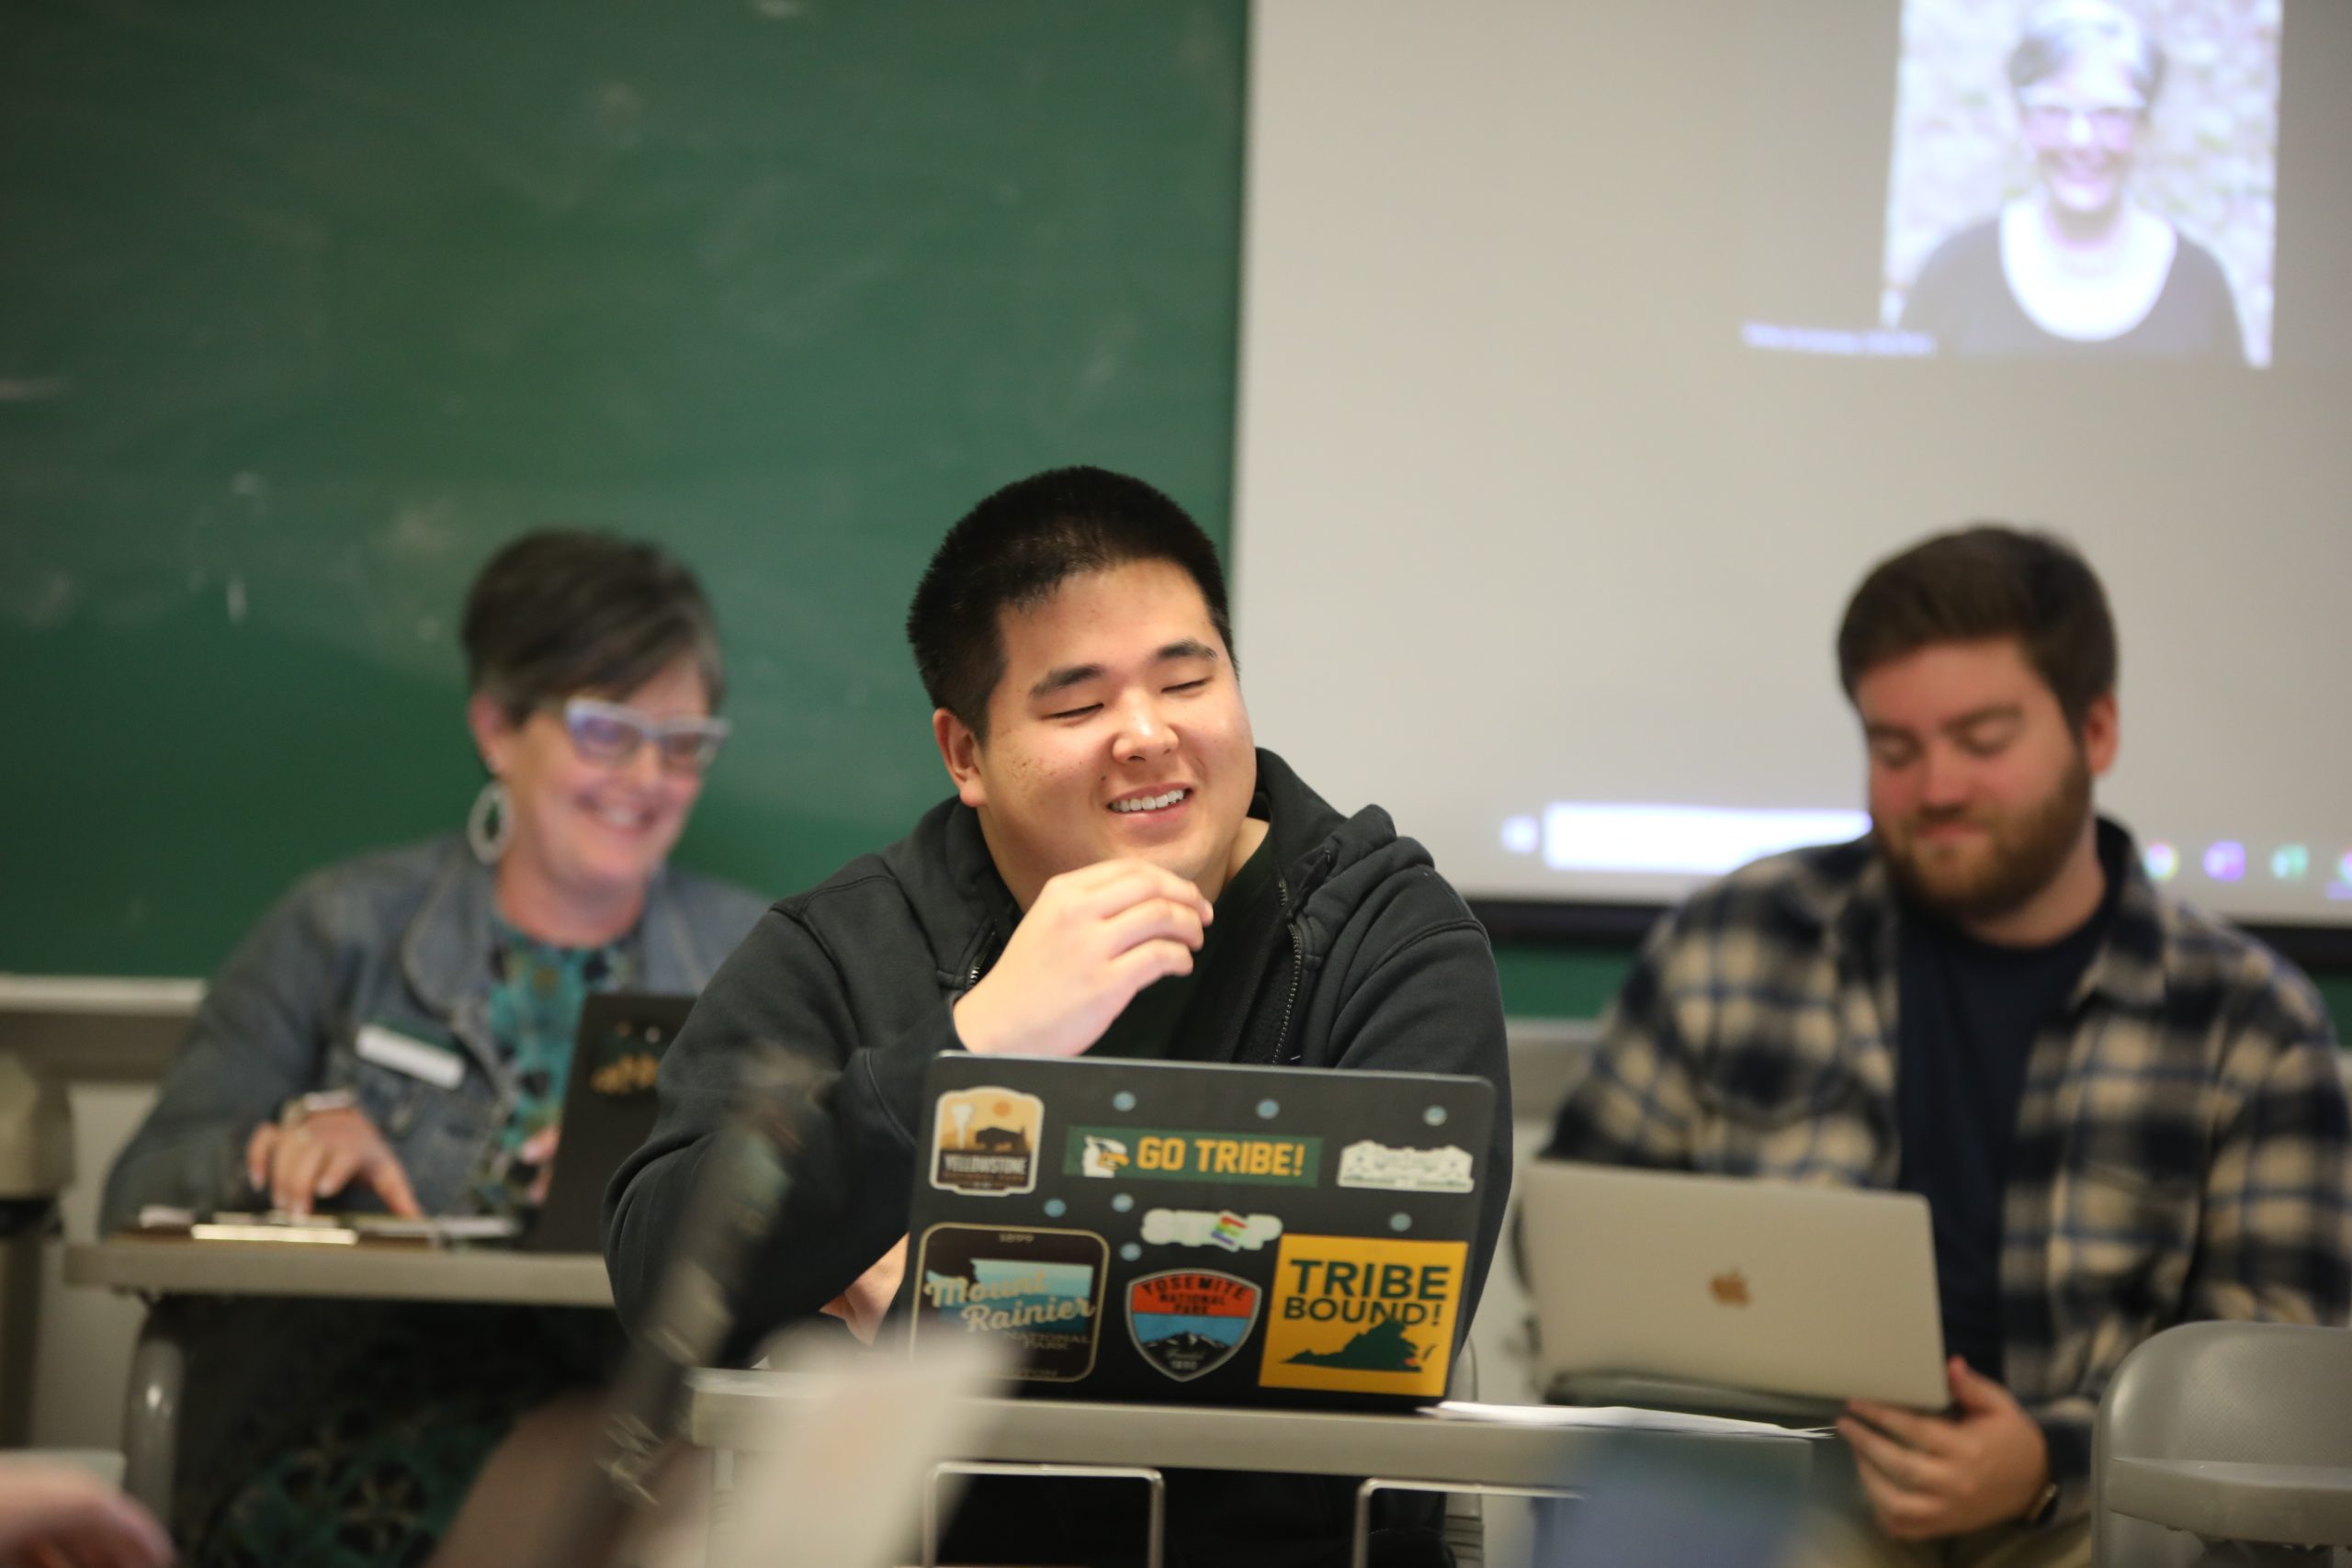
<box><xmin>522</xmin><ymin>992</ymin><xmax>696</xmax><ymax>1254</ymax></box>
<box><xmin>899</xmin><ymin>1053</ymin><xmax>1496</xmax><ymax>1413</ymax></box>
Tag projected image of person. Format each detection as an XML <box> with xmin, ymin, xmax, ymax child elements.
<box><xmin>1894</xmin><ymin>1</ymin><xmax>2256</xmax><ymax>362</ymax></box>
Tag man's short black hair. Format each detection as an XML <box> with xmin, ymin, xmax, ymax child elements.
<box><xmin>1837</xmin><ymin>524</ymin><xmax>2117</xmax><ymax>728</ymax></box>
<box><xmin>462</xmin><ymin>528</ymin><xmax>724</xmax><ymax>723</ymax></box>
<box><xmin>907</xmin><ymin>467</ymin><xmax>1234</xmax><ymax>737</ymax></box>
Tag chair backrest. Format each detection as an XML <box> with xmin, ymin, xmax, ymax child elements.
<box><xmin>2093</xmin><ymin>1320</ymin><xmax>2352</xmax><ymax>1568</ymax></box>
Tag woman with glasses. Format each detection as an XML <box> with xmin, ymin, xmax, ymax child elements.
<box><xmin>1899</xmin><ymin>0</ymin><xmax>2246</xmax><ymax>362</ymax></box>
<box><xmin>100</xmin><ymin>529</ymin><xmax>765</xmax><ymax>1567</ymax></box>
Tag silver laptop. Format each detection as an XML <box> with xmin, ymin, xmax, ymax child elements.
<box><xmin>1521</xmin><ymin>1161</ymin><xmax>1948</xmax><ymax>1417</ymax></box>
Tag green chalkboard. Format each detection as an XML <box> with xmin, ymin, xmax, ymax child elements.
<box><xmin>0</xmin><ymin>0</ymin><xmax>1247</xmax><ymax>976</ymax></box>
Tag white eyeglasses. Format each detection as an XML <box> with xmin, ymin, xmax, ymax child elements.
<box><xmin>557</xmin><ymin>697</ymin><xmax>730</xmax><ymax>775</ymax></box>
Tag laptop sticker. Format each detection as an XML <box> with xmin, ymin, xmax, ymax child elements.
<box><xmin>1139</xmin><ymin>1208</ymin><xmax>1283</xmax><ymax>1253</ymax></box>
<box><xmin>581</xmin><ymin>1020</ymin><xmax>668</xmax><ymax>1097</ymax></box>
<box><xmin>1336</xmin><ymin>1141</ymin><xmax>1475</xmax><ymax>1194</ymax></box>
<box><xmin>1063</xmin><ymin>1127</ymin><xmax>1319</xmax><ymax>1186</ymax></box>
<box><xmin>911</xmin><ymin>1224</ymin><xmax>1106</xmax><ymax>1382</ymax></box>
<box><xmin>1079</xmin><ymin>1134</ymin><xmax>1131</xmax><ymax>1178</ymax></box>
<box><xmin>931</xmin><ymin>1087</ymin><xmax>1046</xmax><ymax>1197</ymax></box>
<box><xmin>1128</xmin><ymin>1269</ymin><xmax>1262</xmax><ymax>1382</ymax></box>
<box><xmin>1258</xmin><ymin>1235</ymin><xmax>1467</xmax><ymax>1398</ymax></box>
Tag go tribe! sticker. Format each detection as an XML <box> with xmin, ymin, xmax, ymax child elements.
<box><xmin>912</xmin><ymin>1224</ymin><xmax>1106</xmax><ymax>1382</ymax></box>
<box><xmin>1065</xmin><ymin>1127</ymin><xmax>1319</xmax><ymax>1186</ymax></box>
<box><xmin>1258</xmin><ymin>1235</ymin><xmax>1468</xmax><ymax>1398</ymax></box>
<box><xmin>931</xmin><ymin>1087</ymin><xmax>1046</xmax><ymax>1196</ymax></box>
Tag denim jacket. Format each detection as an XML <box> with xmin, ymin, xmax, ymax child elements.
<box><xmin>102</xmin><ymin>835</ymin><xmax>767</xmax><ymax>1232</ymax></box>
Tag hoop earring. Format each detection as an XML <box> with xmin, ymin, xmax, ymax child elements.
<box><xmin>468</xmin><ymin>779</ymin><xmax>514</xmax><ymax>864</ymax></box>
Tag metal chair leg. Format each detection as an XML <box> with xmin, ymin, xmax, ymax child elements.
<box><xmin>120</xmin><ymin>1302</ymin><xmax>185</xmax><ymax>1519</ymax></box>
<box><xmin>1351</xmin><ymin>1477</ymin><xmax>1580</xmax><ymax>1568</ymax></box>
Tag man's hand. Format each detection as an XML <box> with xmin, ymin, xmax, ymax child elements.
<box><xmin>0</xmin><ymin>1458</ymin><xmax>174</xmax><ymax>1567</ymax></box>
<box><xmin>244</xmin><ymin>1104</ymin><xmax>423</xmax><ymax>1219</ymax></box>
<box><xmin>1838</xmin><ymin>1357</ymin><xmax>2051</xmax><ymax>1541</ymax></box>
<box><xmin>952</xmin><ymin>860</ymin><xmax>1214</xmax><ymax>1058</ymax></box>
<box><xmin>820</xmin><ymin>1235</ymin><xmax>909</xmax><ymax>1346</ymax></box>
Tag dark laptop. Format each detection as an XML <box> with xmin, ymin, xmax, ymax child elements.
<box><xmin>899</xmin><ymin>1053</ymin><xmax>1495</xmax><ymax>1412</ymax></box>
<box><xmin>521</xmin><ymin>992</ymin><xmax>696</xmax><ymax>1254</ymax></box>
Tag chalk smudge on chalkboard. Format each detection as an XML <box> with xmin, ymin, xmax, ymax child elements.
<box><xmin>227</xmin><ymin>577</ymin><xmax>247</xmax><ymax>625</ymax></box>
<box><xmin>231</xmin><ymin>471</ymin><xmax>270</xmax><ymax>521</ymax></box>
<box><xmin>6</xmin><ymin>571</ymin><xmax>78</xmax><ymax>631</ymax></box>
<box><xmin>388</xmin><ymin>500</ymin><xmax>463</xmax><ymax>558</ymax></box>
<box><xmin>0</xmin><ymin>378</ymin><xmax>66</xmax><ymax>402</ymax></box>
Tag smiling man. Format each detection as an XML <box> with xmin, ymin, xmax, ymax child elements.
<box><xmin>1544</xmin><ymin>526</ymin><xmax>2348</xmax><ymax>1567</ymax></box>
<box><xmin>606</xmin><ymin>467</ymin><xmax>1510</xmax><ymax>1568</ymax></box>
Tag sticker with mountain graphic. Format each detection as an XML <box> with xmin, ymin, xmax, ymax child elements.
<box><xmin>910</xmin><ymin>1223</ymin><xmax>1107</xmax><ymax>1381</ymax></box>
<box><xmin>931</xmin><ymin>1086</ymin><xmax>1045</xmax><ymax>1196</ymax></box>
<box><xmin>1258</xmin><ymin>1235</ymin><xmax>1467</xmax><ymax>1397</ymax></box>
<box><xmin>1126</xmin><ymin>1269</ymin><xmax>1261</xmax><ymax>1382</ymax></box>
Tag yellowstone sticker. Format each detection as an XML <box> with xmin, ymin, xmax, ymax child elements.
<box><xmin>931</xmin><ymin>1087</ymin><xmax>1046</xmax><ymax>1196</ymax></box>
<box><xmin>910</xmin><ymin>1224</ymin><xmax>1105</xmax><ymax>1382</ymax></box>
<box><xmin>1335</xmin><ymin>1141</ymin><xmax>1476</xmax><ymax>1194</ymax></box>
<box><xmin>1128</xmin><ymin>1269</ymin><xmax>1261</xmax><ymax>1382</ymax></box>
<box><xmin>1258</xmin><ymin>1235</ymin><xmax>1467</xmax><ymax>1397</ymax></box>
<box><xmin>1063</xmin><ymin>1127</ymin><xmax>1319</xmax><ymax>1186</ymax></box>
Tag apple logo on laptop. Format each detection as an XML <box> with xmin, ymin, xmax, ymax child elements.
<box><xmin>1709</xmin><ymin>1269</ymin><xmax>1750</xmax><ymax>1306</ymax></box>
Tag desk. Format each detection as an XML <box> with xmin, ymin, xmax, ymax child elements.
<box><xmin>686</xmin><ymin>1370</ymin><xmax>1815</xmax><ymax>1565</ymax></box>
<box><xmin>64</xmin><ymin>1238</ymin><xmax>612</xmax><ymax>1514</ymax></box>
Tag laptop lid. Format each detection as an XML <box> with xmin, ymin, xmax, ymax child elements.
<box><xmin>901</xmin><ymin>1053</ymin><xmax>1496</xmax><ymax>1412</ymax></box>
<box><xmin>522</xmin><ymin>991</ymin><xmax>696</xmax><ymax>1255</ymax></box>
<box><xmin>1520</xmin><ymin>1161</ymin><xmax>1947</xmax><ymax>1413</ymax></box>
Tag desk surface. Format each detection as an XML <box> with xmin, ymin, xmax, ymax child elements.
<box><xmin>685</xmin><ymin>1370</ymin><xmax>1813</xmax><ymax>1490</ymax></box>
<box><xmin>64</xmin><ymin>1238</ymin><xmax>612</xmax><ymax>1307</ymax></box>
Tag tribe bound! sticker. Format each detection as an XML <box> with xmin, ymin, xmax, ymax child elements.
<box><xmin>1258</xmin><ymin>1235</ymin><xmax>1467</xmax><ymax>1397</ymax></box>
<box><xmin>912</xmin><ymin>1224</ymin><xmax>1106</xmax><ymax>1382</ymax></box>
<box><xmin>1127</xmin><ymin>1269</ymin><xmax>1261</xmax><ymax>1382</ymax></box>
<box><xmin>930</xmin><ymin>1086</ymin><xmax>1046</xmax><ymax>1196</ymax></box>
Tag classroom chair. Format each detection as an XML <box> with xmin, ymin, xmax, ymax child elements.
<box><xmin>2092</xmin><ymin>1319</ymin><xmax>2352</xmax><ymax>1567</ymax></box>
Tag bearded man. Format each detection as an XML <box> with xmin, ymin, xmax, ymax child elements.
<box><xmin>1543</xmin><ymin>525</ymin><xmax>2349</xmax><ymax>1568</ymax></box>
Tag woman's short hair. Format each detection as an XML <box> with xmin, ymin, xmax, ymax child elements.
<box><xmin>461</xmin><ymin>529</ymin><xmax>724</xmax><ymax>723</ymax></box>
<box><xmin>1837</xmin><ymin>525</ymin><xmax>2118</xmax><ymax>731</ymax></box>
<box><xmin>2008</xmin><ymin>0</ymin><xmax>2166</xmax><ymax>107</ymax></box>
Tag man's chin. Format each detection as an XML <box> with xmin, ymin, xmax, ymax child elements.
<box><xmin>1885</xmin><ymin>843</ymin><xmax>2016</xmax><ymax>919</ymax></box>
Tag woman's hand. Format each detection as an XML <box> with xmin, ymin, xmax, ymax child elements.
<box><xmin>243</xmin><ymin>1103</ymin><xmax>423</xmax><ymax>1218</ymax></box>
<box><xmin>518</xmin><ymin>1125</ymin><xmax>560</xmax><ymax>1206</ymax></box>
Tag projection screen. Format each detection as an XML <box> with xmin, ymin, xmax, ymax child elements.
<box><xmin>1232</xmin><ymin>0</ymin><xmax>2352</xmax><ymax>930</ymax></box>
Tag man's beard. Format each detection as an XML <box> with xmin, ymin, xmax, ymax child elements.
<box><xmin>1875</xmin><ymin>750</ymin><xmax>2094</xmax><ymax>923</ymax></box>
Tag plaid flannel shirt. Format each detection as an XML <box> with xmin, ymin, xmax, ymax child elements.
<box><xmin>1544</xmin><ymin>821</ymin><xmax>2351</xmax><ymax>1525</ymax></box>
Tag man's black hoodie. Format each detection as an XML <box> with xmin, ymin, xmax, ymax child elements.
<box><xmin>606</xmin><ymin>749</ymin><xmax>1511</xmax><ymax>1566</ymax></box>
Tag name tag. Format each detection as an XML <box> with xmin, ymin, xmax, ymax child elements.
<box><xmin>356</xmin><ymin>1024</ymin><xmax>466</xmax><ymax>1089</ymax></box>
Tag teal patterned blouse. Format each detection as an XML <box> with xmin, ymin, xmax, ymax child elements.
<box><xmin>472</xmin><ymin>916</ymin><xmax>637</xmax><ymax>1215</ymax></box>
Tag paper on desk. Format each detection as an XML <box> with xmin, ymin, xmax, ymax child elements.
<box><xmin>1428</xmin><ymin>1401</ymin><xmax>1831</xmax><ymax>1439</ymax></box>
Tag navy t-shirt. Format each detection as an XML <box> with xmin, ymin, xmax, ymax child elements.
<box><xmin>1894</xmin><ymin>835</ymin><xmax>2125</xmax><ymax>1381</ymax></box>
